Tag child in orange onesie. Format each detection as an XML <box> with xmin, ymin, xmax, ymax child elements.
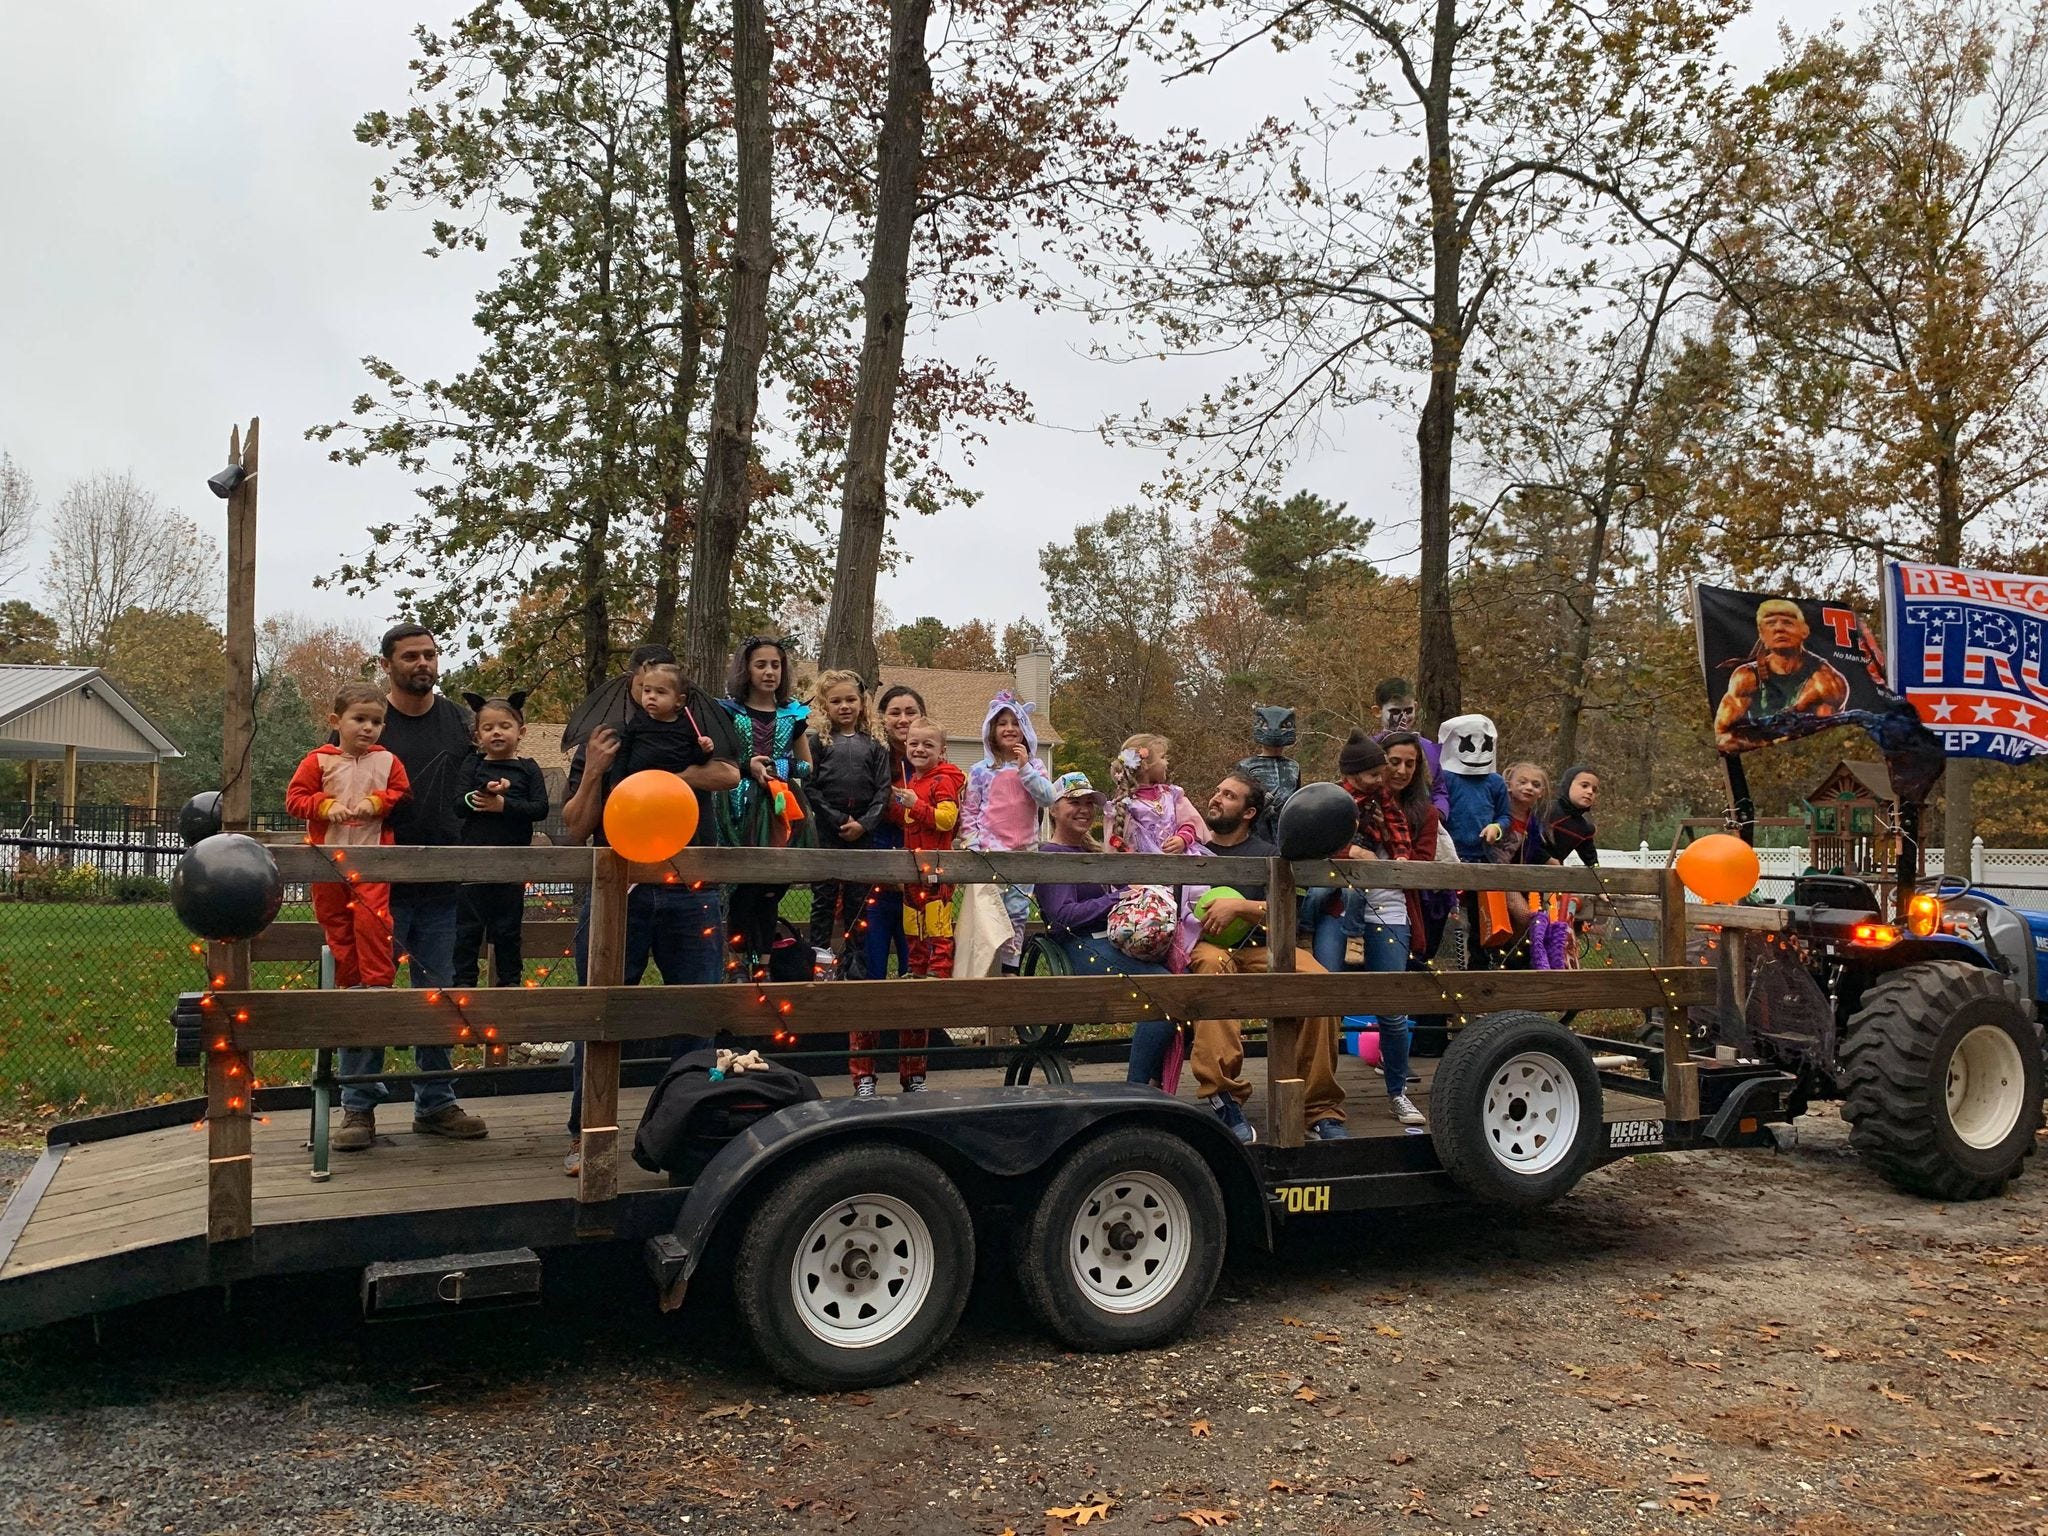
<box><xmin>849</xmin><ymin>717</ymin><xmax>964</xmax><ymax>1096</ymax></box>
<box><xmin>285</xmin><ymin>683</ymin><xmax>413</xmax><ymax>987</ymax></box>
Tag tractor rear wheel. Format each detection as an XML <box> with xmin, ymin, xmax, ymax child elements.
<box><xmin>1840</xmin><ymin>961</ymin><xmax>2043</xmax><ymax>1201</ymax></box>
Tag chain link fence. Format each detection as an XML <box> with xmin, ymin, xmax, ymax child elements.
<box><xmin>0</xmin><ymin>805</ymin><xmax>815</xmax><ymax>1125</ymax></box>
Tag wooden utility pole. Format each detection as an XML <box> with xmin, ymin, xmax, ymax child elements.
<box><xmin>207</xmin><ymin>416</ymin><xmax>260</xmax><ymax>1244</ymax></box>
<box><xmin>220</xmin><ymin>419</ymin><xmax>260</xmax><ymax>834</ymax></box>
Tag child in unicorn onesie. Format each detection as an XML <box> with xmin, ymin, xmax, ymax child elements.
<box><xmin>959</xmin><ymin>690</ymin><xmax>1059</xmax><ymax>971</ymax></box>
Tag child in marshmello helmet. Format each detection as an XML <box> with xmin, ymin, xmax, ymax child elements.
<box><xmin>1438</xmin><ymin>713</ymin><xmax>1510</xmax><ymax>862</ymax></box>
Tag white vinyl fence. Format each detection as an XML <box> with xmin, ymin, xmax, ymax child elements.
<box><xmin>1600</xmin><ymin>839</ymin><xmax>2048</xmax><ymax>910</ymax></box>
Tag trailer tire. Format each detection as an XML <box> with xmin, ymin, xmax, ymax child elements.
<box><xmin>1017</xmin><ymin>1127</ymin><xmax>1225</xmax><ymax>1352</ymax></box>
<box><xmin>1432</xmin><ymin>1012</ymin><xmax>1603</xmax><ymax>1208</ymax></box>
<box><xmin>1840</xmin><ymin>961</ymin><xmax>2043</xmax><ymax>1201</ymax></box>
<box><xmin>733</xmin><ymin>1143</ymin><xmax>974</xmax><ymax>1389</ymax></box>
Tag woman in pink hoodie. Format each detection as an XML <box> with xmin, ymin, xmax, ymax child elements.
<box><xmin>958</xmin><ymin>690</ymin><xmax>1058</xmax><ymax>971</ymax></box>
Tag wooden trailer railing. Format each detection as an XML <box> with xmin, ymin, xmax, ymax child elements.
<box><xmin>194</xmin><ymin>845</ymin><xmax>1719</xmax><ymax>1243</ymax></box>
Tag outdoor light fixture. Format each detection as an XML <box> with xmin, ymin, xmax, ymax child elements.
<box><xmin>207</xmin><ymin>463</ymin><xmax>246</xmax><ymax>499</ymax></box>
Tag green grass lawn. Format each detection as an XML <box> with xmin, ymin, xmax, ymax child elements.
<box><xmin>0</xmin><ymin>901</ymin><xmax>351</xmax><ymax>1117</ymax></box>
<box><xmin>0</xmin><ymin>889</ymin><xmax>819</xmax><ymax>1122</ymax></box>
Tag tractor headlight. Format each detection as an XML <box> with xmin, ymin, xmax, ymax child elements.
<box><xmin>1907</xmin><ymin>893</ymin><xmax>1942</xmax><ymax>938</ymax></box>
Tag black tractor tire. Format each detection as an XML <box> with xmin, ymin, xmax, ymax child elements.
<box><xmin>1017</xmin><ymin>1127</ymin><xmax>1226</xmax><ymax>1352</ymax></box>
<box><xmin>1432</xmin><ymin>1011</ymin><xmax>1605</xmax><ymax>1208</ymax></box>
<box><xmin>732</xmin><ymin>1143</ymin><xmax>975</xmax><ymax>1389</ymax></box>
<box><xmin>1839</xmin><ymin>961</ymin><xmax>2044</xmax><ymax>1201</ymax></box>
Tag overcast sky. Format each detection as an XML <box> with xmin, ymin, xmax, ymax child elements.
<box><xmin>0</xmin><ymin>1</ymin><xmax>1841</xmax><ymax>654</ymax></box>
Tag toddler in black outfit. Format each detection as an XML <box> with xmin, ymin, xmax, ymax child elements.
<box><xmin>453</xmin><ymin>691</ymin><xmax>550</xmax><ymax>987</ymax></box>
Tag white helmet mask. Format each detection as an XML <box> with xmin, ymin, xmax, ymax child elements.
<box><xmin>1438</xmin><ymin>714</ymin><xmax>1499</xmax><ymax>775</ymax></box>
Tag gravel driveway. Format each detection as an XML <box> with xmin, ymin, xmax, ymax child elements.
<box><xmin>2</xmin><ymin>1110</ymin><xmax>2044</xmax><ymax>1535</ymax></box>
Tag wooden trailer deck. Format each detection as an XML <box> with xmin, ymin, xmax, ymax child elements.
<box><xmin>0</xmin><ymin>1055</ymin><xmax>1669</xmax><ymax>1289</ymax></box>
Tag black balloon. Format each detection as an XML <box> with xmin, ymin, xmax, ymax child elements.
<box><xmin>1276</xmin><ymin>780</ymin><xmax>1357</xmax><ymax>861</ymax></box>
<box><xmin>171</xmin><ymin>834</ymin><xmax>284</xmax><ymax>942</ymax></box>
<box><xmin>177</xmin><ymin>790</ymin><xmax>224</xmax><ymax>847</ymax></box>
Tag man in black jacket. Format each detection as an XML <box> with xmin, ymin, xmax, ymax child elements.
<box><xmin>333</xmin><ymin>623</ymin><xmax>489</xmax><ymax>1151</ymax></box>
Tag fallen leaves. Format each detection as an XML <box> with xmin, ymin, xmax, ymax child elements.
<box><xmin>1945</xmin><ymin>1349</ymin><xmax>1990</xmax><ymax>1363</ymax></box>
<box><xmin>1388</xmin><ymin>1450</ymin><xmax>1414</xmax><ymax>1466</ymax></box>
<box><xmin>1812</xmin><ymin>1346</ymin><xmax>1846</xmax><ymax>1362</ymax></box>
<box><xmin>1667</xmin><ymin>1471</ymin><xmax>1720</xmax><ymax>1515</ymax></box>
<box><xmin>699</xmin><ymin>1403</ymin><xmax>755</xmax><ymax>1421</ymax></box>
<box><xmin>1373</xmin><ymin>1323</ymin><xmax>1403</xmax><ymax>1339</ymax></box>
<box><xmin>1560</xmin><ymin>1362</ymin><xmax>1589</xmax><ymax>1378</ymax></box>
<box><xmin>1291</xmin><ymin>1385</ymin><xmax>1319</xmax><ymax>1403</ymax></box>
<box><xmin>1178</xmin><ymin>1511</ymin><xmax>1235</xmax><ymax>1529</ymax></box>
<box><xmin>1960</xmin><ymin>1467</ymin><xmax>2021</xmax><ymax>1487</ymax></box>
<box><xmin>1189</xmin><ymin>1419</ymin><xmax>1211</xmax><ymax>1438</ymax></box>
<box><xmin>1821</xmin><ymin>1422</ymin><xmax>1861</xmax><ymax>1440</ymax></box>
<box><xmin>1048</xmin><ymin>1500</ymin><xmax>1114</xmax><ymax>1526</ymax></box>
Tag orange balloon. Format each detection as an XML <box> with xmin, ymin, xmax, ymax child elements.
<box><xmin>603</xmin><ymin>770</ymin><xmax>701</xmax><ymax>863</ymax></box>
<box><xmin>1675</xmin><ymin>833</ymin><xmax>1761</xmax><ymax>905</ymax></box>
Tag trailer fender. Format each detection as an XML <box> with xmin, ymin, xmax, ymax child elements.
<box><xmin>644</xmin><ymin>1084</ymin><xmax>1268</xmax><ymax>1310</ymax></box>
<box><xmin>1701</xmin><ymin>1071</ymin><xmax>1802</xmax><ymax>1146</ymax></box>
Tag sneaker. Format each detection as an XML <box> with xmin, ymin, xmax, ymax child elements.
<box><xmin>853</xmin><ymin>1075</ymin><xmax>879</xmax><ymax>1100</ymax></box>
<box><xmin>563</xmin><ymin>1138</ymin><xmax>582</xmax><ymax>1178</ymax></box>
<box><xmin>1209</xmin><ymin>1093</ymin><xmax>1256</xmax><ymax>1145</ymax></box>
<box><xmin>902</xmin><ymin>1075</ymin><xmax>927</xmax><ymax>1094</ymax></box>
<box><xmin>1390</xmin><ymin>1094</ymin><xmax>1426</xmax><ymax>1126</ymax></box>
<box><xmin>332</xmin><ymin>1107</ymin><xmax>375</xmax><ymax>1152</ymax></box>
<box><xmin>1308</xmin><ymin>1117</ymin><xmax>1350</xmax><ymax>1140</ymax></box>
<box><xmin>413</xmin><ymin>1103</ymin><xmax>488</xmax><ymax>1139</ymax></box>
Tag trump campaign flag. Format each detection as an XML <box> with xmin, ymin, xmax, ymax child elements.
<box><xmin>1695</xmin><ymin>583</ymin><xmax>1890</xmax><ymax>754</ymax></box>
<box><xmin>1885</xmin><ymin>560</ymin><xmax>2048</xmax><ymax>762</ymax></box>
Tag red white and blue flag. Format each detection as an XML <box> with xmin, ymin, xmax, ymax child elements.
<box><xmin>1885</xmin><ymin>560</ymin><xmax>2048</xmax><ymax>761</ymax></box>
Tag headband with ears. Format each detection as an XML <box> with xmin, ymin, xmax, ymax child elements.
<box><xmin>463</xmin><ymin>690</ymin><xmax>530</xmax><ymax>719</ymax></box>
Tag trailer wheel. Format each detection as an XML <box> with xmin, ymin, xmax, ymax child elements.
<box><xmin>1017</xmin><ymin>1128</ymin><xmax>1225</xmax><ymax>1352</ymax></box>
<box><xmin>1432</xmin><ymin>1012</ymin><xmax>1603</xmax><ymax>1208</ymax></box>
<box><xmin>1840</xmin><ymin>961</ymin><xmax>2043</xmax><ymax>1201</ymax></box>
<box><xmin>732</xmin><ymin>1143</ymin><xmax>974</xmax><ymax>1389</ymax></box>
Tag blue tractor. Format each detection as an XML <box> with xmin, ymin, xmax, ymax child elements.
<box><xmin>1721</xmin><ymin>871</ymin><xmax>2045</xmax><ymax>1201</ymax></box>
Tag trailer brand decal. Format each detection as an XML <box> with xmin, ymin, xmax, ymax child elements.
<box><xmin>1609</xmin><ymin>1120</ymin><xmax>1665</xmax><ymax>1150</ymax></box>
<box><xmin>1277</xmin><ymin>1183</ymin><xmax>1331</xmax><ymax>1214</ymax></box>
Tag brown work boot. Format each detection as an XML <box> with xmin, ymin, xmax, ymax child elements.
<box><xmin>333</xmin><ymin>1108</ymin><xmax>376</xmax><ymax>1152</ymax></box>
<box><xmin>413</xmin><ymin>1103</ymin><xmax>488</xmax><ymax>1140</ymax></box>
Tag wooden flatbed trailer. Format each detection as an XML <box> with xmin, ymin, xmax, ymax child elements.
<box><xmin>0</xmin><ymin>846</ymin><xmax>1799</xmax><ymax>1387</ymax></box>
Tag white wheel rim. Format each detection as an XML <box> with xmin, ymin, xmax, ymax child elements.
<box><xmin>1067</xmin><ymin>1170</ymin><xmax>1192</xmax><ymax>1315</ymax></box>
<box><xmin>1945</xmin><ymin>1023</ymin><xmax>2027</xmax><ymax>1151</ymax></box>
<box><xmin>790</xmin><ymin>1194</ymin><xmax>935</xmax><ymax>1348</ymax></box>
<box><xmin>1481</xmin><ymin>1051</ymin><xmax>1582</xmax><ymax>1176</ymax></box>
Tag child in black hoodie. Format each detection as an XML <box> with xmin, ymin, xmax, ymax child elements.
<box><xmin>453</xmin><ymin>692</ymin><xmax>551</xmax><ymax>987</ymax></box>
<box><xmin>805</xmin><ymin>670</ymin><xmax>893</xmax><ymax>975</ymax></box>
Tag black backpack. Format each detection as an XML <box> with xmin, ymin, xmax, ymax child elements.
<box><xmin>632</xmin><ymin>1047</ymin><xmax>822</xmax><ymax>1182</ymax></box>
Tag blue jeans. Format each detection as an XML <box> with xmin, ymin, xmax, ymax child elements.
<box><xmin>567</xmin><ymin>884</ymin><xmax>724</xmax><ymax>1135</ymax></box>
<box><xmin>861</xmin><ymin>886</ymin><xmax>910</xmax><ymax>979</ymax></box>
<box><xmin>341</xmin><ymin>884</ymin><xmax>459</xmax><ymax>1113</ymax></box>
<box><xmin>1053</xmin><ymin>934</ymin><xmax>1178</xmax><ymax>1087</ymax></box>
<box><xmin>1308</xmin><ymin>907</ymin><xmax>1414</xmax><ymax>1101</ymax></box>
